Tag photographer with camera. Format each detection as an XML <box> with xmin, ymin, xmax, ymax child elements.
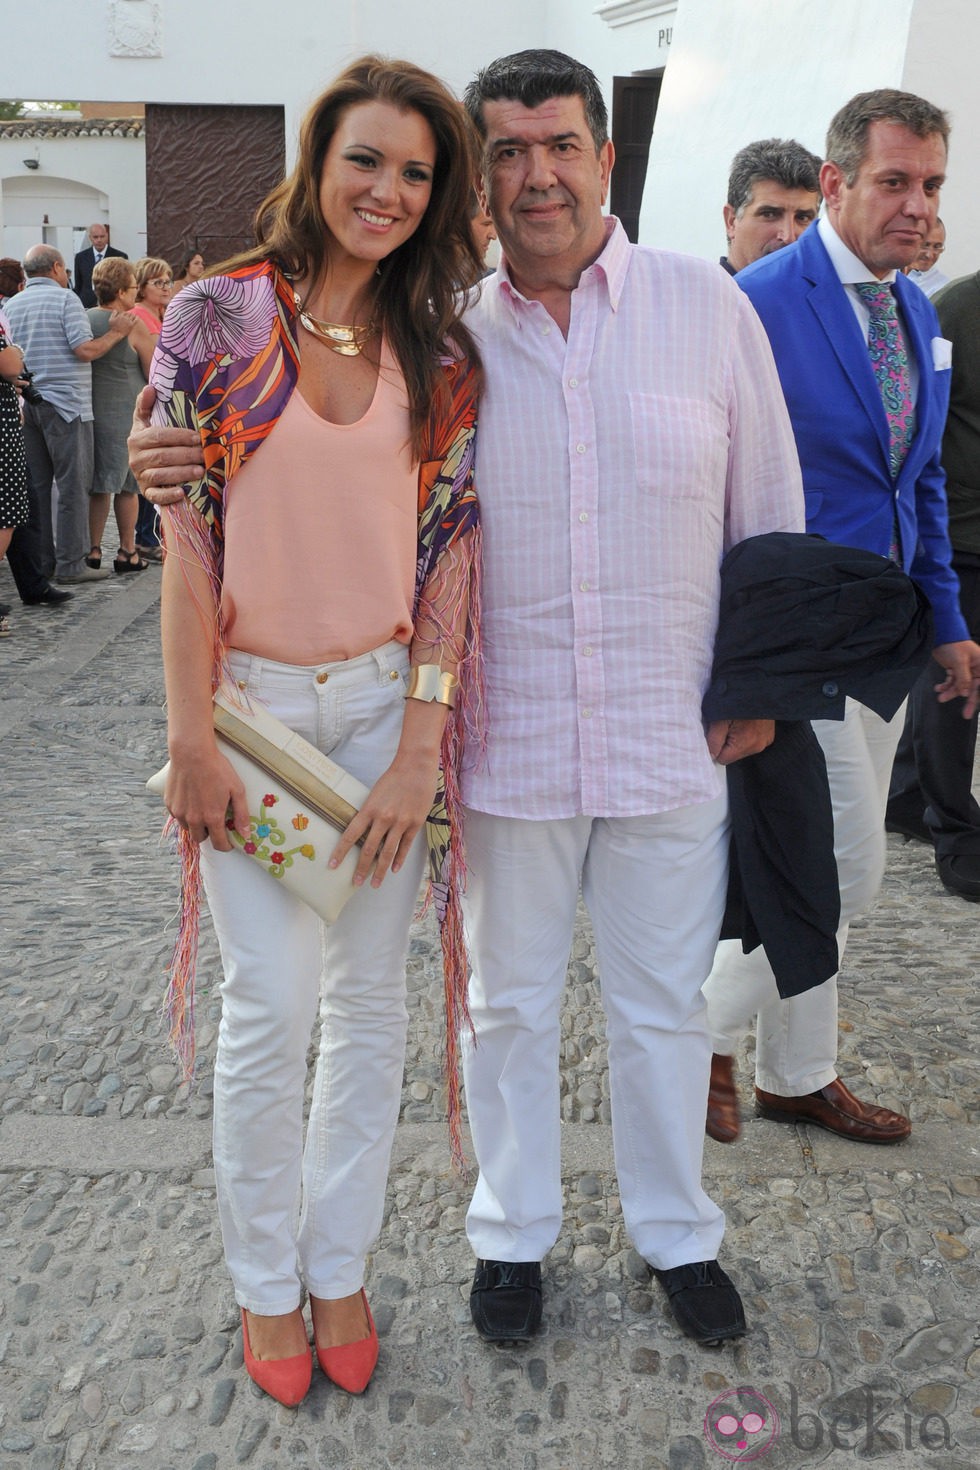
<box><xmin>3</xmin><ymin>245</ymin><xmax>135</xmax><ymax>606</ymax></box>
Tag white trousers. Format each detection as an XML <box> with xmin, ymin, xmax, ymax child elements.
<box><xmin>703</xmin><ymin>698</ymin><xmax>905</xmax><ymax>1094</ymax></box>
<box><xmin>201</xmin><ymin>643</ymin><xmax>426</xmax><ymax>1316</ymax></box>
<box><xmin>461</xmin><ymin>796</ymin><xmax>729</xmax><ymax>1271</ymax></box>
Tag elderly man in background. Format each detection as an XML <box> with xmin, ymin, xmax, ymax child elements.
<box><xmin>721</xmin><ymin>137</ymin><xmax>822</xmax><ymax>275</ymax></box>
<box><xmin>4</xmin><ymin>245</ymin><xmax>134</xmax><ymax>599</ymax></box>
<box><xmin>906</xmin><ymin>217</ymin><xmax>949</xmax><ymax>297</ymax></box>
<box><xmin>73</xmin><ymin>223</ymin><xmax>128</xmax><ymax>309</ymax></box>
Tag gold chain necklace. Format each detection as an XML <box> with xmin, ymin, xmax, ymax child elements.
<box><xmin>293</xmin><ymin>291</ymin><xmax>378</xmax><ymax>356</ymax></box>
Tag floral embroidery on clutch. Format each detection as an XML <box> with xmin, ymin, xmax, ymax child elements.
<box><xmin>225</xmin><ymin>792</ymin><xmax>317</xmax><ymax>877</ymax></box>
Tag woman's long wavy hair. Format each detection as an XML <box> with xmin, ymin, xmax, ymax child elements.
<box><xmin>220</xmin><ymin>55</ymin><xmax>484</xmax><ymax>456</ymax></box>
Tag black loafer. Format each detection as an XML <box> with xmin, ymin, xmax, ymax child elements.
<box><xmin>652</xmin><ymin>1259</ymin><xmax>746</xmax><ymax>1345</ymax></box>
<box><xmin>936</xmin><ymin>852</ymin><xmax>980</xmax><ymax>901</ymax></box>
<box><xmin>22</xmin><ymin>586</ymin><xmax>74</xmax><ymax>606</ymax></box>
<box><xmin>470</xmin><ymin>1259</ymin><xmax>542</xmax><ymax>1341</ymax></box>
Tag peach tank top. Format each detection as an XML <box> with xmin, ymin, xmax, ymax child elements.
<box><xmin>221</xmin><ymin>344</ymin><xmax>417</xmax><ymax>665</ymax></box>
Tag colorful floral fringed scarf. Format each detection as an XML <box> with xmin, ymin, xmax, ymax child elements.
<box><xmin>152</xmin><ymin>259</ymin><xmax>483</xmax><ymax>1171</ymax></box>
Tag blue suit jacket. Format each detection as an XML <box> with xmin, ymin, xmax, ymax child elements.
<box><xmin>737</xmin><ymin>225</ymin><xmax>967</xmax><ymax>644</ymax></box>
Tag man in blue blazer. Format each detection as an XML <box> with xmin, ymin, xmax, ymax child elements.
<box><xmin>703</xmin><ymin>89</ymin><xmax>980</xmax><ymax>1146</ymax></box>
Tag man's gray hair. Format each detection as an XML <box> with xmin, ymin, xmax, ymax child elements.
<box><xmin>727</xmin><ymin>138</ymin><xmax>822</xmax><ymax>215</ymax></box>
<box><xmin>464</xmin><ymin>49</ymin><xmax>609</xmax><ymax>153</ymax></box>
<box><xmin>826</xmin><ymin>89</ymin><xmax>949</xmax><ymax>186</ymax></box>
<box><xmin>23</xmin><ymin>244</ymin><xmax>63</xmax><ymax>277</ymax></box>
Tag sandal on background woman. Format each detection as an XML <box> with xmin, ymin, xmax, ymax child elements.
<box><xmin>113</xmin><ymin>547</ymin><xmax>149</xmax><ymax>574</ymax></box>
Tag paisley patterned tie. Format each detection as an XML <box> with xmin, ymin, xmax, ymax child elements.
<box><xmin>854</xmin><ymin>282</ymin><xmax>916</xmax><ymax>479</ymax></box>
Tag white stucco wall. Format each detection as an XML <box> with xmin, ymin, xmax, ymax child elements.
<box><xmin>5</xmin><ymin>0</ymin><xmax>547</xmax><ymax>159</ymax></box>
<box><xmin>641</xmin><ymin>0</ymin><xmax>977</xmax><ymax>281</ymax></box>
<box><xmin>0</xmin><ymin>133</ymin><xmax>146</xmax><ymax>265</ymax></box>
<box><xmin>901</xmin><ymin>0</ymin><xmax>980</xmax><ymax>282</ymax></box>
<box><xmin>642</xmin><ymin>0</ymin><xmax>916</xmax><ymax>261</ymax></box>
<box><xmin>548</xmin><ymin>2</ymin><xmax>676</xmax><ymax>121</ymax></box>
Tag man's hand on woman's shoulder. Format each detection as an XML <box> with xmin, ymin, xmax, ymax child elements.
<box><xmin>128</xmin><ymin>384</ymin><xmax>203</xmax><ymax>504</ymax></box>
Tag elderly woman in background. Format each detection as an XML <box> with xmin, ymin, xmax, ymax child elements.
<box><xmin>131</xmin><ymin>256</ymin><xmax>173</xmax><ymax>330</ymax></box>
<box><xmin>85</xmin><ymin>257</ymin><xmax>158</xmax><ymax>573</ymax></box>
<box><xmin>130</xmin><ymin>256</ymin><xmax>173</xmax><ymax>560</ymax></box>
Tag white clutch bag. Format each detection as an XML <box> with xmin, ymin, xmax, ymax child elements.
<box><xmin>147</xmin><ymin>687</ymin><xmax>370</xmax><ymax>923</ymax></box>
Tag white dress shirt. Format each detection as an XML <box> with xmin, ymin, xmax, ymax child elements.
<box><xmin>816</xmin><ymin>214</ymin><xmax>922</xmax><ymax>401</ymax></box>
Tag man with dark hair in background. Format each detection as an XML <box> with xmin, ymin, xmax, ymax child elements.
<box><xmin>721</xmin><ymin>137</ymin><xmax>821</xmax><ymax>275</ymax></box>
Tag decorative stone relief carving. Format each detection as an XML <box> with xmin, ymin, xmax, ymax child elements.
<box><xmin>108</xmin><ymin>0</ymin><xmax>162</xmax><ymax>58</ymax></box>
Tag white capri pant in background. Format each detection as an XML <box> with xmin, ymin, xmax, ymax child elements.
<box><xmin>200</xmin><ymin>642</ymin><xmax>426</xmax><ymax>1317</ymax></box>
<box><xmin>703</xmin><ymin>697</ymin><xmax>906</xmax><ymax>1095</ymax></box>
<box><xmin>461</xmin><ymin>794</ymin><xmax>729</xmax><ymax>1272</ymax></box>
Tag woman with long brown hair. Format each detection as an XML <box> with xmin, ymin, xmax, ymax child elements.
<box><xmin>154</xmin><ymin>56</ymin><xmax>483</xmax><ymax>1407</ymax></box>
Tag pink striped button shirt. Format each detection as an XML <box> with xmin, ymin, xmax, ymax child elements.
<box><xmin>462</xmin><ymin>219</ymin><xmax>805</xmax><ymax>820</ymax></box>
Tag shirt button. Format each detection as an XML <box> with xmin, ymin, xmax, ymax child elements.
<box><xmin>568</xmin><ymin>377</ymin><xmax>578</xmax><ymax>388</ymax></box>
<box><xmin>541</xmin><ymin>324</ymin><xmax>551</xmax><ymax>335</ymax></box>
<box><xmin>582</xmin><ymin>707</ymin><xmax>593</xmax><ymax>718</ymax></box>
<box><xmin>579</xmin><ymin>512</ymin><xmax>589</xmax><ymax>523</ymax></box>
<box><xmin>316</xmin><ymin>671</ymin><xmax>329</xmax><ymax>685</ymax></box>
<box><xmin>822</xmin><ymin>680</ymin><xmax>839</xmax><ymax>697</ymax></box>
<box><xmin>582</xmin><ymin>646</ymin><xmax>593</xmax><ymax>657</ymax></box>
<box><xmin>580</xmin><ymin>580</ymin><xmax>590</xmax><ymax>591</ymax></box>
<box><xmin>575</xmin><ymin>443</ymin><xmax>587</xmax><ymax>454</ymax></box>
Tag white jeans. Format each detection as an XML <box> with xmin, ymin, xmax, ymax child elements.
<box><xmin>461</xmin><ymin>796</ymin><xmax>729</xmax><ymax>1271</ymax></box>
<box><xmin>703</xmin><ymin>698</ymin><xmax>906</xmax><ymax>1094</ymax></box>
<box><xmin>201</xmin><ymin>642</ymin><xmax>426</xmax><ymax>1315</ymax></box>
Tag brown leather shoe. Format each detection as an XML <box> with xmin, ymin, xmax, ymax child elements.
<box><xmin>706</xmin><ymin>1053</ymin><xmax>740</xmax><ymax>1143</ymax></box>
<box><xmin>754</xmin><ymin>1078</ymin><xmax>910</xmax><ymax>1143</ymax></box>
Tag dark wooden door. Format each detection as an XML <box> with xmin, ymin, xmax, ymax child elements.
<box><xmin>144</xmin><ymin>103</ymin><xmax>285</xmax><ymax>271</ymax></box>
<box><xmin>610</xmin><ymin>75</ymin><xmax>662</xmax><ymax>243</ymax></box>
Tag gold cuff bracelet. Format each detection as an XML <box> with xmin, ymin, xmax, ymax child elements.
<box><xmin>405</xmin><ymin>664</ymin><xmax>458</xmax><ymax>708</ymax></box>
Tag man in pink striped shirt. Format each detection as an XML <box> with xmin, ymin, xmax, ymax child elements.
<box><xmin>460</xmin><ymin>50</ymin><xmax>804</xmax><ymax>1349</ymax></box>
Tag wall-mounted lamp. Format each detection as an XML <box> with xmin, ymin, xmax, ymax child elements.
<box><xmin>23</xmin><ymin>157</ymin><xmax>40</xmax><ymax>170</ymax></box>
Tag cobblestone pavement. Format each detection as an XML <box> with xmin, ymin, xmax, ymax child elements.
<box><xmin>1</xmin><ymin>565</ymin><xmax>978</xmax><ymax>1470</ymax></box>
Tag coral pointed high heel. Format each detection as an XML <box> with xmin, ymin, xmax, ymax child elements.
<box><xmin>313</xmin><ymin>1290</ymin><xmax>379</xmax><ymax>1394</ymax></box>
<box><xmin>241</xmin><ymin>1309</ymin><xmax>313</xmax><ymax>1407</ymax></box>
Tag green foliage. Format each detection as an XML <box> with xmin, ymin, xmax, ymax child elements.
<box><xmin>0</xmin><ymin>100</ymin><xmax>82</xmax><ymax>119</ymax></box>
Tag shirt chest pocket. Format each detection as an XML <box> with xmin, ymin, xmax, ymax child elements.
<box><xmin>629</xmin><ymin>393</ymin><xmax>729</xmax><ymax>499</ymax></box>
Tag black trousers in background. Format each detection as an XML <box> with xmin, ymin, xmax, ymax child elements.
<box><xmin>888</xmin><ymin>555</ymin><xmax>980</xmax><ymax>858</ymax></box>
